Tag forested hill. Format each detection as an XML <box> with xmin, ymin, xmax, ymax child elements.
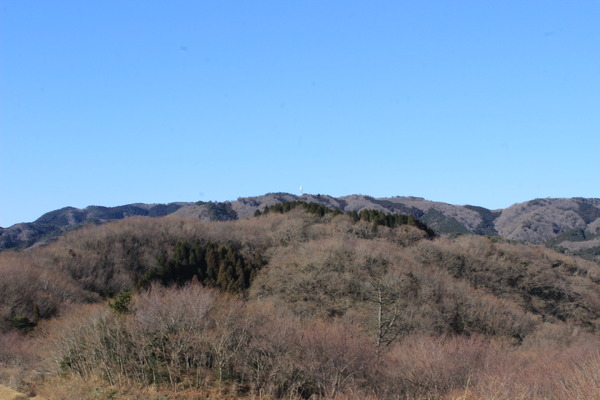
<box><xmin>2</xmin><ymin>200</ymin><xmax>600</xmax><ymax>399</ymax></box>
<box><xmin>2</xmin><ymin>194</ymin><xmax>600</xmax><ymax>261</ymax></box>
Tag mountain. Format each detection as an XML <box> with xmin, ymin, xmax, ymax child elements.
<box><xmin>0</xmin><ymin>203</ymin><xmax>187</xmax><ymax>249</ymax></box>
<box><xmin>2</xmin><ymin>195</ymin><xmax>600</xmax><ymax>399</ymax></box>
<box><xmin>2</xmin><ymin>194</ymin><xmax>600</xmax><ymax>261</ymax></box>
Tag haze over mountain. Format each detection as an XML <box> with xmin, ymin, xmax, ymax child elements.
<box><xmin>2</xmin><ymin>194</ymin><xmax>599</xmax><ymax>262</ymax></box>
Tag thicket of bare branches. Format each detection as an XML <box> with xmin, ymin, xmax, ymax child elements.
<box><xmin>0</xmin><ymin>251</ymin><xmax>99</xmax><ymax>331</ymax></box>
<box><xmin>47</xmin><ymin>285</ymin><xmax>378</xmax><ymax>398</ymax></box>
<box><xmin>1</xmin><ymin>209</ymin><xmax>600</xmax><ymax>398</ymax></box>
<box><xmin>43</xmin><ymin>284</ymin><xmax>600</xmax><ymax>399</ymax></box>
<box><xmin>251</xmin><ymin>235</ymin><xmax>540</xmax><ymax>343</ymax></box>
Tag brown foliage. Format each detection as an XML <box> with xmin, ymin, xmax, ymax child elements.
<box><xmin>470</xmin><ymin>335</ymin><xmax>600</xmax><ymax>400</ymax></box>
<box><xmin>0</xmin><ymin>252</ymin><xmax>98</xmax><ymax>329</ymax></box>
<box><xmin>10</xmin><ymin>283</ymin><xmax>600</xmax><ymax>399</ymax></box>
<box><xmin>416</xmin><ymin>235</ymin><xmax>600</xmax><ymax>331</ymax></box>
<box><xmin>251</xmin><ymin>234</ymin><xmax>539</xmax><ymax>342</ymax></box>
<box><xmin>294</xmin><ymin>320</ymin><xmax>376</xmax><ymax>398</ymax></box>
<box><xmin>381</xmin><ymin>334</ymin><xmax>491</xmax><ymax>398</ymax></box>
<box><xmin>2</xmin><ymin>209</ymin><xmax>600</xmax><ymax>399</ymax></box>
<box><xmin>47</xmin><ymin>284</ymin><xmax>378</xmax><ymax>399</ymax></box>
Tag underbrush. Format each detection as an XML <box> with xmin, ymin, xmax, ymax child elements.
<box><xmin>1</xmin><ymin>212</ymin><xmax>600</xmax><ymax>399</ymax></box>
<box><xmin>2</xmin><ymin>285</ymin><xmax>598</xmax><ymax>400</ymax></box>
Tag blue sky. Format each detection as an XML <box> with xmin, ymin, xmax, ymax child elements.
<box><xmin>1</xmin><ymin>1</ymin><xmax>599</xmax><ymax>227</ymax></box>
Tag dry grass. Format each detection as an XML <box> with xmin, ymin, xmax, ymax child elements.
<box><xmin>0</xmin><ymin>383</ymin><xmax>28</xmax><ymax>400</ymax></box>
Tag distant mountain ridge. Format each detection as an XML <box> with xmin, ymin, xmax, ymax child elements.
<box><xmin>2</xmin><ymin>194</ymin><xmax>600</xmax><ymax>261</ymax></box>
<box><xmin>0</xmin><ymin>203</ymin><xmax>187</xmax><ymax>250</ymax></box>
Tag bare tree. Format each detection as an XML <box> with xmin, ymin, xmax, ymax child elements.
<box><xmin>360</xmin><ymin>257</ymin><xmax>416</xmax><ymax>357</ymax></box>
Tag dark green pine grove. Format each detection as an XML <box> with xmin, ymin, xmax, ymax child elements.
<box><xmin>256</xmin><ymin>200</ymin><xmax>344</xmax><ymax>217</ymax></box>
<box><xmin>138</xmin><ymin>240</ymin><xmax>262</xmax><ymax>292</ymax></box>
<box><xmin>350</xmin><ymin>208</ymin><xmax>435</xmax><ymax>236</ymax></box>
<box><xmin>257</xmin><ymin>201</ymin><xmax>435</xmax><ymax>236</ymax></box>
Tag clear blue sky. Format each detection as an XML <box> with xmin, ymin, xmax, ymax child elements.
<box><xmin>1</xmin><ymin>1</ymin><xmax>599</xmax><ymax>227</ymax></box>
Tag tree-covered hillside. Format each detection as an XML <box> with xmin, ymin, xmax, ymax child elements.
<box><xmin>3</xmin><ymin>195</ymin><xmax>600</xmax><ymax>263</ymax></box>
<box><xmin>1</xmin><ymin>207</ymin><xmax>599</xmax><ymax>399</ymax></box>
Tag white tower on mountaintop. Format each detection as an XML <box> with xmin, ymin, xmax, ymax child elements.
<box><xmin>299</xmin><ymin>185</ymin><xmax>304</xmax><ymax>195</ymax></box>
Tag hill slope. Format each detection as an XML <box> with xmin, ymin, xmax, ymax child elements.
<box><xmin>1</xmin><ymin>206</ymin><xmax>600</xmax><ymax>399</ymax></box>
<box><xmin>2</xmin><ymin>194</ymin><xmax>600</xmax><ymax>260</ymax></box>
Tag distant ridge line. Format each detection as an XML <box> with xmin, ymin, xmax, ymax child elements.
<box><xmin>1</xmin><ymin>194</ymin><xmax>599</xmax><ymax>261</ymax></box>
